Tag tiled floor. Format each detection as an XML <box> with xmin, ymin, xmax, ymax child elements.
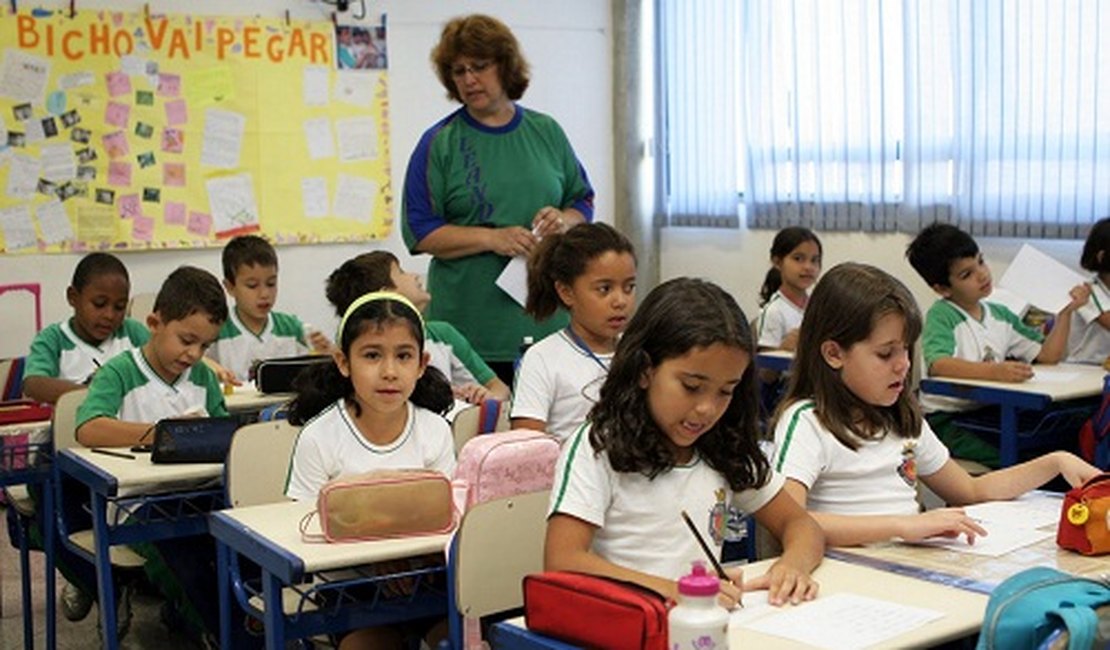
<box><xmin>0</xmin><ymin>507</ymin><xmax>196</xmax><ymax>649</ymax></box>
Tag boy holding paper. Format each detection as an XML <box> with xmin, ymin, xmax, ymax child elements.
<box><xmin>906</xmin><ymin>223</ymin><xmax>1089</xmax><ymax>467</ymax></box>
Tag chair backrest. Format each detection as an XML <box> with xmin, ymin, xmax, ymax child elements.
<box><xmin>451</xmin><ymin>399</ymin><xmax>510</xmax><ymax>454</ymax></box>
<box><xmin>225</xmin><ymin>419</ymin><xmax>300</xmax><ymax>508</ymax></box>
<box><xmin>53</xmin><ymin>388</ymin><xmax>88</xmax><ymax>450</ymax></box>
<box><xmin>454</xmin><ymin>490</ymin><xmax>549</xmax><ymax>619</ymax></box>
<box><xmin>127</xmin><ymin>291</ymin><xmax>156</xmax><ymax>320</ymax></box>
<box><xmin>0</xmin><ymin>283</ymin><xmax>41</xmax><ymax>360</ymax></box>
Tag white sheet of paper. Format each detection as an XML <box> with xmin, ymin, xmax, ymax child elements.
<box><xmin>205</xmin><ymin>173</ymin><xmax>259</xmax><ymax>234</ymax></box>
<box><xmin>303</xmin><ymin>118</ymin><xmax>335</xmax><ymax>160</ymax></box>
<box><xmin>301</xmin><ymin>177</ymin><xmax>329</xmax><ymax>218</ymax></box>
<box><xmin>738</xmin><ymin>593</ymin><xmax>944</xmax><ymax>650</ymax></box>
<box><xmin>964</xmin><ymin>494</ymin><xmax>1062</xmax><ymax>530</ymax></box>
<box><xmin>201</xmin><ymin>108</ymin><xmax>246</xmax><ymax>169</ymax></box>
<box><xmin>988</xmin><ymin>285</ymin><xmax>1029</xmax><ymax>318</ymax></box>
<box><xmin>496</xmin><ymin>256</ymin><xmax>529</xmax><ymax>308</ymax></box>
<box><xmin>40</xmin><ymin>143</ymin><xmax>76</xmax><ymax>182</ymax></box>
<box><xmin>58</xmin><ymin>71</ymin><xmax>94</xmax><ymax>89</ymax></box>
<box><xmin>1030</xmin><ymin>368</ymin><xmax>1081</xmax><ymax>384</ymax></box>
<box><xmin>332</xmin><ymin>174</ymin><xmax>376</xmax><ymax>222</ymax></box>
<box><xmin>0</xmin><ymin>49</ymin><xmax>50</xmax><ymax>104</ymax></box>
<box><xmin>998</xmin><ymin>244</ymin><xmax>1087</xmax><ymax>313</ymax></box>
<box><xmin>0</xmin><ymin>204</ymin><xmax>37</xmax><ymax>250</ymax></box>
<box><xmin>6</xmin><ymin>153</ymin><xmax>38</xmax><ymax>199</ymax></box>
<box><xmin>913</xmin><ymin>526</ymin><xmax>1053</xmax><ymax>557</ymax></box>
<box><xmin>334</xmin><ymin>70</ymin><xmax>373</xmax><ymax>107</ymax></box>
<box><xmin>303</xmin><ymin>65</ymin><xmax>330</xmax><ymax>106</ymax></box>
<box><xmin>336</xmin><ymin>116</ymin><xmax>377</xmax><ymax>161</ymax></box>
<box><xmin>35</xmin><ymin>199</ymin><xmax>73</xmax><ymax>245</ymax></box>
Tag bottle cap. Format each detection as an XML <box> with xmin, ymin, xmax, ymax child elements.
<box><xmin>677</xmin><ymin>561</ymin><xmax>720</xmax><ymax>597</ymax></box>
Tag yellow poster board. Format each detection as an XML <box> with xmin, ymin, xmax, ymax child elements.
<box><xmin>0</xmin><ymin>8</ymin><xmax>391</xmax><ymax>253</ymax></box>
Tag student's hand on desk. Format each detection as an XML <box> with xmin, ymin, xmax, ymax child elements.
<box><xmin>453</xmin><ymin>382</ymin><xmax>492</xmax><ymax>405</ymax></box>
<box><xmin>904</xmin><ymin>508</ymin><xmax>988</xmax><ymax>544</ymax></box>
<box><xmin>202</xmin><ymin>357</ymin><xmax>241</xmax><ymax>386</ymax></box>
<box><xmin>1053</xmin><ymin>451</ymin><xmax>1100</xmax><ymax>487</ymax></box>
<box><xmin>780</xmin><ymin>329</ymin><xmax>800</xmax><ymax>352</ymax></box>
<box><xmin>743</xmin><ymin>560</ymin><xmax>819</xmax><ymax>606</ymax></box>
<box><xmin>988</xmin><ymin>360</ymin><xmax>1034</xmax><ymax>383</ymax></box>
<box><xmin>307</xmin><ymin>330</ymin><xmax>334</xmax><ymax>355</ymax></box>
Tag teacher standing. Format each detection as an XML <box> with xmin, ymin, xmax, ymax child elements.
<box><xmin>402</xmin><ymin>14</ymin><xmax>595</xmax><ymax>385</ymax></box>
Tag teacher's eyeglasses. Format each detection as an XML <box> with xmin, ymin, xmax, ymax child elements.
<box><xmin>450</xmin><ymin>60</ymin><xmax>493</xmax><ymax>80</ymax></box>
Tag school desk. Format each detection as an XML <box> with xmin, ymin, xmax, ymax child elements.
<box><xmin>756</xmin><ymin>350</ymin><xmax>794</xmax><ymax>373</ymax></box>
<box><xmin>489</xmin><ymin>557</ymin><xmax>987</xmax><ymax>649</ymax></box>
<box><xmin>1</xmin><ymin>418</ymin><xmax>54</xmax><ymax>650</ymax></box>
<box><xmin>920</xmin><ymin>362</ymin><xmax>1106</xmax><ymax>467</ymax></box>
<box><xmin>54</xmin><ymin>447</ymin><xmax>224</xmax><ymax>650</ymax></box>
<box><xmin>208</xmin><ymin>499</ymin><xmax>450</xmax><ymax>649</ymax></box>
<box><xmin>827</xmin><ymin>492</ymin><xmax>1110</xmax><ymax>595</ymax></box>
<box><xmin>223</xmin><ymin>384</ymin><xmax>292</xmax><ymax>414</ymax></box>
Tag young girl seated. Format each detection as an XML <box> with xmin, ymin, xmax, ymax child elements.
<box><xmin>512</xmin><ymin>222</ymin><xmax>637</xmax><ymax>442</ymax></box>
<box><xmin>546</xmin><ymin>278</ymin><xmax>823</xmax><ymax>608</ymax></box>
<box><xmin>286</xmin><ymin>292</ymin><xmax>455</xmax><ymax>650</ymax></box>
<box><xmin>757</xmin><ymin>227</ymin><xmax>823</xmax><ymax>352</ymax></box>
<box><xmin>324</xmin><ymin>251</ymin><xmax>509</xmax><ymax>404</ymax></box>
<box><xmin>772</xmin><ymin>262</ymin><xmax>1099</xmax><ymax>547</ymax></box>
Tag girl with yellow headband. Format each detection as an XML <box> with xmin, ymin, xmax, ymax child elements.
<box><xmin>285</xmin><ymin>292</ymin><xmax>455</xmax><ymax>648</ymax></box>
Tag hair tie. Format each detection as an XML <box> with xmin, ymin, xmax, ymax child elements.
<box><xmin>337</xmin><ymin>291</ymin><xmax>425</xmax><ymax>342</ymax></box>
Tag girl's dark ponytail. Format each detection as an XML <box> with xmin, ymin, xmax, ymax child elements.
<box><xmin>288</xmin><ymin>361</ymin><xmax>350</xmax><ymax>425</ymax></box>
<box><xmin>411</xmin><ymin>365</ymin><xmax>454</xmax><ymax>415</ymax></box>
<box><xmin>759</xmin><ymin>268</ymin><xmax>782</xmax><ymax>306</ymax></box>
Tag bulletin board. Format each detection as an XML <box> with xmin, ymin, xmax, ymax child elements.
<box><xmin>0</xmin><ymin>8</ymin><xmax>391</xmax><ymax>254</ymax></box>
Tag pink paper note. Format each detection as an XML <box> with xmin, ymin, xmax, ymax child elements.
<box><xmin>105</xmin><ymin>102</ymin><xmax>130</xmax><ymax>128</ymax></box>
<box><xmin>108</xmin><ymin>161</ymin><xmax>132</xmax><ymax>186</ymax></box>
<box><xmin>157</xmin><ymin>73</ymin><xmax>181</xmax><ymax>97</ymax></box>
<box><xmin>132</xmin><ymin>214</ymin><xmax>154</xmax><ymax>241</ymax></box>
<box><xmin>161</xmin><ymin>128</ymin><xmax>184</xmax><ymax>153</ymax></box>
<box><xmin>164</xmin><ymin>201</ymin><xmax>186</xmax><ymax>225</ymax></box>
<box><xmin>163</xmin><ymin>163</ymin><xmax>186</xmax><ymax>187</ymax></box>
<box><xmin>102</xmin><ymin>131</ymin><xmax>130</xmax><ymax>159</ymax></box>
<box><xmin>187</xmin><ymin>211</ymin><xmax>212</xmax><ymax>236</ymax></box>
<box><xmin>106</xmin><ymin>72</ymin><xmax>131</xmax><ymax>97</ymax></box>
<box><xmin>165</xmin><ymin>99</ymin><xmax>188</xmax><ymax>126</ymax></box>
<box><xmin>118</xmin><ymin>194</ymin><xmax>141</xmax><ymax>219</ymax></box>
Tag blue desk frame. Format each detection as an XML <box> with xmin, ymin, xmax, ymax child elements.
<box><xmin>209</xmin><ymin>509</ymin><xmax>446</xmax><ymax>649</ymax></box>
<box><xmin>755</xmin><ymin>351</ymin><xmax>793</xmax><ymax>373</ymax></box>
<box><xmin>489</xmin><ymin>621</ymin><xmax>580</xmax><ymax>649</ymax></box>
<box><xmin>918</xmin><ymin>377</ymin><xmax>1099</xmax><ymax>467</ymax></box>
<box><xmin>54</xmin><ymin>450</ymin><xmax>223</xmax><ymax>650</ymax></box>
<box><xmin>2</xmin><ymin>439</ymin><xmax>54</xmax><ymax>650</ymax></box>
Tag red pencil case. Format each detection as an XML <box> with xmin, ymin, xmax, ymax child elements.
<box><xmin>0</xmin><ymin>400</ymin><xmax>52</xmax><ymax>426</ymax></box>
<box><xmin>523</xmin><ymin>571</ymin><xmax>672</xmax><ymax>650</ymax></box>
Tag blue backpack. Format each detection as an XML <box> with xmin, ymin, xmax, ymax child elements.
<box><xmin>977</xmin><ymin>567</ymin><xmax>1110</xmax><ymax>650</ymax></box>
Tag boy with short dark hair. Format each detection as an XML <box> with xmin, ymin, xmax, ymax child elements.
<box><xmin>906</xmin><ymin>222</ymin><xmax>1088</xmax><ymax>466</ymax></box>
<box><xmin>206</xmin><ymin>234</ymin><xmax>328</xmax><ymax>382</ymax></box>
<box><xmin>76</xmin><ymin>265</ymin><xmax>229</xmax><ymax>448</ymax></box>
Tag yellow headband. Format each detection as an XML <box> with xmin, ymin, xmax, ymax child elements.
<box><xmin>337</xmin><ymin>291</ymin><xmax>425</xmax><ymax>343</ymax></box>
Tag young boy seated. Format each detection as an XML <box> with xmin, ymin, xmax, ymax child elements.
<box><xmin>325</xmin><ymin>251</ymin><xmax>510</xmax><ymax>403</ymax></box>
<box><xmin>906</xmin><ymin>223</ymin><xmax>1089</xmax><ymax>467</ymax></box>
<box><xmin>206</xmin><ymin>234</ymin><xmax>330</xmax><ymax>383</ymax></box>
<box><xmin>76</xmin><ymin>265</ymin><xmax>229</xmax><ymax>447</ymax></box>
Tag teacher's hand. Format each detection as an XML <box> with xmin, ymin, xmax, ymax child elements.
<box><xmin>531</xmin><ymin>205</ymin><xmax>569</xmax><ymax>238</ymax></box>
<box><xmin>488</xmin><ymin>226</ymin><xmax>538</xmax><ymax>258</ymax></box>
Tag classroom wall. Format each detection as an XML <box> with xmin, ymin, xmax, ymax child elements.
<box><xmin>660</xmin><ymin>225</ymin><xmax>1087</xmax><ymax>324</ymax></box>
<box><xmin>0</xmin><ymin>0</ymin><xmax>614</xmax><ymax>356</ymax></box>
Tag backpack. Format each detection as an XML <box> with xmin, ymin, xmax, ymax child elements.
<box><xmin>452</xmin><ymin>430</ymin><xmax>560</xmax><ymax>649</ymax></box>
<box><xmin>1078</xmin><ymin>375</ymin><xmax>1110</xmax><ymax>468</ymax></box>
<box><xmin>977</xmin><ymin>567</ymin><xmax>1110</xmax><ymax>650</ymax></box>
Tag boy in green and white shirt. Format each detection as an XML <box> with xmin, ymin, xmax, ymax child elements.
<box><xmin>76</xmin><ymin>266</ymin><xmax>230</xmax><ymax>448</ymax></box>
<box><xmin>906</xmin><ymin>223</ymin><xmax>1088</xmax><ymax>466</ymax></box>
<box><xmin>206</xmin><ymin>234</ymin><xmax>330</xmax><ymax>382</ymax></box>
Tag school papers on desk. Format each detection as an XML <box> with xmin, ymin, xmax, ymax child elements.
<box><xmin>495</xmin><ymin>256</ymin><xmax>529</xmax><ymax>308</ymax></box>
<box><xmin>965</xmin><ymin>493</ymin><xmax>1063</xmax><ymax>530</ymax></box>
<box><xmin>912</xmin><ymin>525</ymin><xmax>1053</xmax><ymax>557</ymax></box>
<box><xmin>733</xmin><ymin>592</ymin><xmax>944</xmax><ymax>650</ymax></box>
<box><xmin>998</xmin><ymin>244</ymin><xmax>1087</xmax><ymax>314</ymax></box>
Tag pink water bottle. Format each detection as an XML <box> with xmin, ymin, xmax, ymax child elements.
<box><xmin>669</xmin><ymin>561</ymin><xmax>729</xmax><ymax>650</ymax></box>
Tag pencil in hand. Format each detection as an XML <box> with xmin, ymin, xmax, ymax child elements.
<box><xmin>680</xmin><ymin>509</ymin><xmax>742</xmax><ymax>607</ymax></box>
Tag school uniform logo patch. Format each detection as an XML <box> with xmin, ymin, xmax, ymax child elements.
<box><xmin>708</xmin><ymin>488</ymin><xmax>748</xmax><ymax>544</ymax></box>
<box><xmin>897</xmin><ymin>440</ymin><xmax>918</xmax><ymax>487</ymax></box>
